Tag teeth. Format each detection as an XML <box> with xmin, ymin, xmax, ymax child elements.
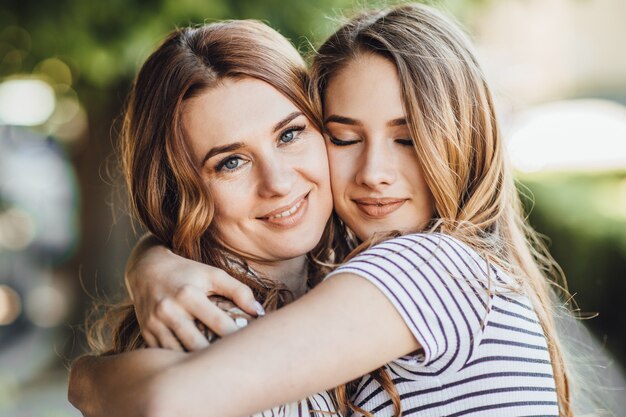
<box><xmin>269</xmin><ymin>199</ymin><xmax>303</xmax><ymax>219</ymax></box>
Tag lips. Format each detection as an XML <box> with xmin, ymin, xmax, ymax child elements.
<box><xmin>257</xmin><ymin>192</ymin><xmax>309</xmax><ymax>227</ymax></box>
<box><xmin>352</xmin><ymin>197</ymin><xmax>407</xmax><ymax>218</ymax></box>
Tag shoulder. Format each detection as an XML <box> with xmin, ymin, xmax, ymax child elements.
<box><xmin>326</xmin><ymin>233</ymin><xmax>497</xmax><ymax>372</ymax></box>
<box><xmin>326</xmin><ymin>232</ymin><xmax>497</xmax><ymax>303</ymax></box>
<box><xmin>345</xmin><ymin>232</ymin><xmax>485</xmax><ymax>273</ymax></box>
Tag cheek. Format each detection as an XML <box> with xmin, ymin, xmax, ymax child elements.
<box><xmin>327</xmin><ymin>149</ymin><xmax>354</xmax><ymax>190</ymax></box>
<box><xmin>405</xmin><ymin>156</ymin><xmax>435</xmax><ymax>214</ymax></box>
<box><xmin>306</xmin><ymin>139</ymin><xmax>330</xmax><ymax>183</ymax></box>
<box><xmin>209</xmin><ymin>181</ymin><xmax>250</xmax><ymax>223</ymax></box>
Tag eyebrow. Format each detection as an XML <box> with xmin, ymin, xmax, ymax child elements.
<box><xmin>200</xmin><ymin>111</ymin><xmax>304</xmax><ymax>166</ymax></box>
<box><xmin>273</xmin><ymin>111</ymin><xmax>303</xmax><ymax>133</ymax></box>
<box><xmin>388</xmin><ymin>117</ymin><xmax>407</xmax><ymax>127</ymax></box>
<box><xmin>324</xmin><ymin>115</ymin><xmax>362</xmax><ymax>126</ymax></box>
<box><xmin>324</xmin><ymin>115</ymin><xmax>407</xmax><ymax>127</ymax></box>
<box><xmin>201</xmin><ymin>142</ymin><xmax>245</xmax><ymax>167</ymax></box>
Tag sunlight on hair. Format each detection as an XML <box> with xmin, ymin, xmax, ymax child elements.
<box><xmin>0</xmin><ymin>78</ymin><xmax>56</xmax><ymax>126</ymax></box>
<box><xmin>506</xmin><ymin>99</ymin><xmax>626</xmax><ymax>173</ymax></box>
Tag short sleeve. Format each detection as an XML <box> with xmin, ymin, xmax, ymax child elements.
<box><xmin>325</xmin><ymin>233</ymin><xmax>492</xmax><ymax>374</ymax></box>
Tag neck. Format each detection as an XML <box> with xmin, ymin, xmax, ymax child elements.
<box><xmin>248</xmin><ymin>255</ymin><xmax>308</xmax><ymax>299</ymax></box>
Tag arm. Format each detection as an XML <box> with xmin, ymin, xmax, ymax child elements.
<box><xmin>68</xmin><ymin>349</ymin><xmax>187</xmax><ymax>417</ymax></box>
<box><xmin>68</xmin><ymin>273</ymin><xmax>417</xmax><ymax>417</ymax></box>
<box><xmin>126</xmin><ymin>234</ymin><xmax>264</xmax><ymax>351</ymax></box>
<box><xmin>149</xmin><ymin>273</ymin><xmax>420</xmax><ymax>417</ymax></box>
<box><xmin>136</xmin><ymin>234</ymin><xmax>486</xmax><ymax>417</ymax></box>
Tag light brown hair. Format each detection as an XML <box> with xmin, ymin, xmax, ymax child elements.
<box><xmin>311</xmin><ymin>4</ymin><xmax>572</xmax><ymax>417</ymax></box>
<box><xmin>89</xmin><ymin>20</ymin><xmax>333</xmax><ymax>355</ymax></box>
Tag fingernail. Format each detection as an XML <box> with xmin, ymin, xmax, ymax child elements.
<box><xmin>235</xmin><ymin>317</ymin><xmax>248</xmax><ymax>328</ymax></box>
<box><xmin>252</xmin><ymin>301</ymin><xmax>265</xmax><ymax>316</ymax></box>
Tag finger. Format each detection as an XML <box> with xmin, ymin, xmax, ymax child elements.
<box><xmin>159</xmin><ymin>308</ymin><xmax>210</xmax><ymax>352</ymax></box>
<box><xmin>189</xmin><ymin>297</ymin><xmax>240</xmax><ymax>338</ymax></box>
<box><xmin>150</xmin><ymin>321</ymin><xmax>185</xmax><ymax>352</ymax></box>
<box><xmin>152</xmin><ymin>298</ymin><xmax>187</xmax><ymax>351</ymax></box>
<box><xmin>210</xmin><ymin>271</ymin><xmax>264</xmax><ymax>317</ymax></box>
<box><xmin>175</xmin><ymin>285</ymin><xmax>239</xmax><ymax>337</ymax></box>
<box><xmin>137</xmin><ymin>308</ymin><xmax>161</xmax><ymax>348</ymax></box>
<box><xmin>141</xmin><ymin>329</ymin><xmax>159</xmax><ymax>348</ymax></box>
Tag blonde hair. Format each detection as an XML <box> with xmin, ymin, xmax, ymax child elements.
<box><xmin>311</xmin><ymin>4</ymin><xmax>572</xmax><ymax>416</ymax></box>
<box><xmin>88</xmin><ymin>20</ymin><xmax>333</xmax><ymax>355</ymax></box>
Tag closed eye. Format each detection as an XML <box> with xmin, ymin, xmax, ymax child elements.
<box><xmin>395</xmin><ymin>138</ymin><xmax>414</xmax><ymax>146</ymax></box>
<box><xmin>327</xmin><ymin>135</ymin><xmax>360</xmax><ymax>146</ymax></box>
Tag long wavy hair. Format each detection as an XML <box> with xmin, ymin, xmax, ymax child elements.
<box><xmin>88</xmin><ymin>20</ymin><xmax>334</xmax><ymax>355</ymax></box>
<box><xmin>311</xmin><ymin>4</ymin><xmax>572</xmax><ymax>417</ymax></box>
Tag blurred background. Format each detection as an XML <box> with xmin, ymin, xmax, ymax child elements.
<box><xmin>0</xmin><ymin>0</ymin><xmax>624</xmax><ymax>416</ymax></box>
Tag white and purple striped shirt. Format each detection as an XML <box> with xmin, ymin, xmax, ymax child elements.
<box><xmin>326</xmin><ymin>233</ymin><xmax>559</xmax><ymax>417</ymax></box>
<box><xmin>254</xmin><ymin>391</ymin><xmax>337</xmax><ymax>417</ymax></box>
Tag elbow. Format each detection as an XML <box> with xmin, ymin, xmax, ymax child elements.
<box><xmin>68</xmin><ymin>356</ymin><xmax>95</xmax><ymax>414</ymax></box>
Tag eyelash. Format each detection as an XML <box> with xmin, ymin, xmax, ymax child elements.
<box><xmin>215</xmin><ymin>155</ymin><xmax>247</xmax><ymax>172</ymax></box>
<box><xmin>279</xmin><ymin>125</ymin><xmax>306</xmax><ymax>145</ymax></box>
<box><xmin>214</xmin><ymin>125</ymin><xmax>307</xmax><ymax>173</ymax></box>
<box><xmin>328</xmin><ymin>135</ymin><xmax>414</xmax><ymax>147</ymax></box>
<box><xmin>395</xmin><ymin>138</ymin><xmax>414</xmax><ymax>147</ymax></box>
<box><xmin>327</xmin><ymin>135</ymin><xmax>359</xmax><ymax>147</ymax></box>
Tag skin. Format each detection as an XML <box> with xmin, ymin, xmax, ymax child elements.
<box><xmin>325</xmin><ymin>54</ymin><xmax>434</xmax><ymax>240</ymax></box>
<box><xmin>69</xmin><ymin>54</ymin><xmax>432</xmax><ymax>417</ymax></box>
<box><xmin>127</xmin><ymin>78</ymin><xmax>333</xmax><ymax>351</ymax></box>
<box><xmin>183</xmin><ymin>77</ymin><xmax>332</xmax><ymax>291</ymax></box>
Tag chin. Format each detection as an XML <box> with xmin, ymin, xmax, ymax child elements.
<box><xmin>276</xmin><ymin>236</ymin><xmax>320</xmax><ymax>258</ymax></box>
<box><xmin>353</xmin><ymin>223</ymin><xmax>399</xmax><ymax>242</ymax></box>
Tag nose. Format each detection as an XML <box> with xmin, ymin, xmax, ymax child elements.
<box><xmin>257</xmin><ymin>155</ymin><xmax>296</xmax><ymax>198</ymax></box>
<box><xmin>355</xmin><ymin>140</ymin><xmax>397</xmax><ymax>190</ymax></box>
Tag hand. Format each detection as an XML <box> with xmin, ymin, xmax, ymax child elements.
<box><xmin>125</xmin><ymin>236</ymin><xmax>265</xmax><ymax>352</ymax></box>
<box><xmin>197</xmin><ymin>296</ymin><xmax>256</xmax><ymax>343</ymax></box>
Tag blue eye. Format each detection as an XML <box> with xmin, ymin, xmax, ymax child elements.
<box><xmin>280</xmin><ymin>130</ymin><xmax>295</xmax><ymax>143</ymax></box>
<box><xmin>216</xmin><ymin>156</ymin><xmax>245</xmax><ymax>172</ymax></box>
<box><xmin>279</xmin><ymin>126</ymin><xmax>305</xmax><ymax>144</ymax></box>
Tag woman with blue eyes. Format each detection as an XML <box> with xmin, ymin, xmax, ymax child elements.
<box><xmin>70</xmin><ymin>19</ymin><xmax>338</xmax><ymax>416</ymax></box>
<box><xmin>70</xmin><ymin>4</ymin><xmax>572</xmax><ymax>417</ymax></box>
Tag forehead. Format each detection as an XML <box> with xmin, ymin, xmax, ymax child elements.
<box><xmin>324</xmin><ymin>53</ymin><xmax>404</xmax><ymax>119</ymax></box>
<box><xmin>182</xmin><ymin>77</ymin><xmax>299</xmax><ymax>149</ymax></box>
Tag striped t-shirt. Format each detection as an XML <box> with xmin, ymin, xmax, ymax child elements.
<box><xmin>219</xmin><ymin>265</ymin><xmax>339</xmax><ymax>417</ymax></box>
<box><xmin>326</xmin><ymin>233</ymin><xmax>559</xmax><ymax>417</ymax></box>
<box><xmin>255</xmin><ymin>391</ymin><xmax>337</xmax><ymax>417</ymax></box>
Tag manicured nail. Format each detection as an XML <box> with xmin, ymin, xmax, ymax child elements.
<box><xmin>252</xmin><ymin>301</ymin><xmax>265</xmax><ymax>316</ymax></box>
<box><xmin>235</xmin><ymin>317</ymin><xmax>248</xmax><ymax>328</ymax></box>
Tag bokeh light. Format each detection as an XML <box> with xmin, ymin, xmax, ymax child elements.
<box><xmin>506</xmin><ymin>99</ymin><xmax>626</xmax><ymax>173</ymax></box>
<box><xmin>25</xmin><ymin>284</ymin><xmax>68</xmax><ymax>328</ymax></box>
<box><xmin>0</xmin><ymin>207</ymin><xmax>36</xmax><ymax>250</ymax></box>
<box><xmin>0</xmin><ymin>78</ymin><xmax>55</xmax><ymax>126</ymax></box>
<box><xmin>0</xmin><ymin>285</ymin><xmax>21</xmax><ymax>325</ymax></box>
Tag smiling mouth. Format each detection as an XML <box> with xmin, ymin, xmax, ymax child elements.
<box><xmin>257</xmin><ymin>192</ymin><xmax>309</xmax><ymax>227</ymax></box>
<box><xmin>353</xmin><ymin>198</ymin><xmax>407</xmax><ymax>218</ymax></box>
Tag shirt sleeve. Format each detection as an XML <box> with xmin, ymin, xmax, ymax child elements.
<box><xmin>325</xmin><ymin>233</ymin><xmax>492</xmax><ymax>374</ymax></box>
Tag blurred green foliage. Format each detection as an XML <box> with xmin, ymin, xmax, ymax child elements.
<box><xmin>521</xmin><ymin>171</ymin><xmax>626</xmax><ymax>362</ymax></box>
<box><xmin>0</xmin><ymin>0</ymin><xmax>484</xmax><ymax>95</ymax></box>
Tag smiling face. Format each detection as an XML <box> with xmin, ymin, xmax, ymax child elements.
<box><xmin>324</xmin><ymin>53</ymin><xmax>434</xmax><ymax>241</ymax></box>
<box><xmin>182</xmin><ymin>77</ymin><xmax>332</xmax><ymax>265</ymax></box>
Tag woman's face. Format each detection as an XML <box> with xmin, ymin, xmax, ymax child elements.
<box><xmin>182</xmin><ymin>77</ymin><xmax>332</xmax><ymax>263</ymax></box>
<box><xmin>324</xmin><ymin>53</ymin><xmax>434</xmax><ymax>241</ymax></box>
